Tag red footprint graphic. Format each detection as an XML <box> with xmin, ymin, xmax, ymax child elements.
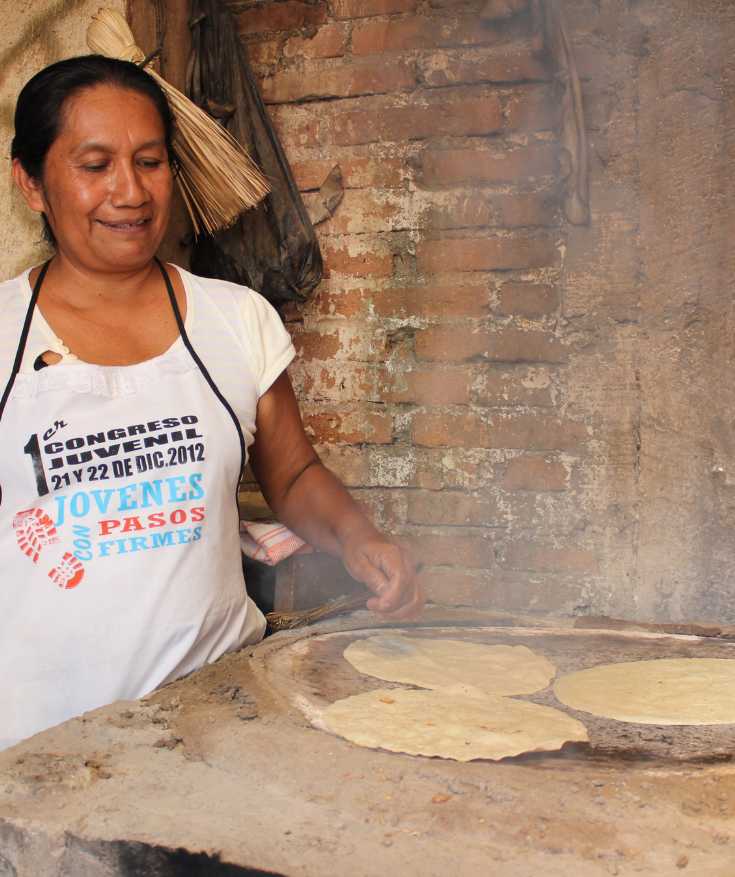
<box><xmin>48</xmin><ymin>553</ymin><xmax>85</xmax><ymax>590</ymax></box>
<box><xmin>13</xmin><ymin>508</ymin><xmax>59</xmax><ymax>563</ymax></box>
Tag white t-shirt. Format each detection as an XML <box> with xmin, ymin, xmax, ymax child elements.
<box><xmin>0</xmin><ymin>264</ymin><xmax>295</xmax><ymax>750</ymax></box>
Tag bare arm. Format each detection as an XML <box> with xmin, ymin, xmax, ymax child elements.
<box><xmin>249</xmin><ymin>371</ymin><xmax>423</xmax><ymax>619</ymax></box>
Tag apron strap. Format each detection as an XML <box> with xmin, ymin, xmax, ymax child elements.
<box><xmin>154</xmin><ymin>258</ymin><xmax>247</xmax><ymax>501</ymax></box>
<box><xmin>0</xmin><ymin>259</ymin><xmax>52</xmax><ymax>507</ymax></box>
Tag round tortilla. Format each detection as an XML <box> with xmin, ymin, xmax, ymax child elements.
<box><xmin>343</xmin><ymin>635</ymin><xmax>556</xmax><ymax>697</ymax></box>
<box><xmin>554</xmin><ymin>658</ymin><xmax>735</xmax><ymax>725</ymax></box>
<box><xmin>322</xmin><ymin>688</ymin><xmax>589</xmax><ymax>762</ymax></box>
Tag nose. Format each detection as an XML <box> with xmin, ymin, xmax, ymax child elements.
<box><xmin>109</xmin><ymin>159</ymin><xmax>149</xmax><ymax>208</ymax></box>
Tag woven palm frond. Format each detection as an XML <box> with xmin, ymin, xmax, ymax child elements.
<box><xmin>266</xmin><ymin>594</ymin><xmax>368</xmax><ymax>632</ymax></box>
<box><xmin>87</xmin><ymin>7</ymin><xmax>269</xmax><ymax>235</ymax></box>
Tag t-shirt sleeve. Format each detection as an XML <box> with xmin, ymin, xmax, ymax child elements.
<box><xmin>238</xmin><ymin>290</ymin><xmax>296</xmax><ymax>397</ymax></box>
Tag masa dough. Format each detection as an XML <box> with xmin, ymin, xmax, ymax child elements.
<box><xmin>322</xmin><ymin>688</ymin><xmax>589</xmax><ymax>762</ymax></box>
<box><xmin>343</xmin><ymin>635</ymin><xmax>557</xmax><ymax>696</ymax></box>
<box><xmin>554</xmin><ymin>658</ymin><xmax>735</xmax><ymax>725</ymax></box>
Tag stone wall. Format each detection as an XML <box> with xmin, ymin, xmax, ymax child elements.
<box><xmin>0</xmin><ymin>0</ymin><xmax>127</xmax><ymax>280</ymax></box>
<box><xmin>236</xmin><ymin>0</ymin><xmax>735</xmax><ymax>623</ymax></box>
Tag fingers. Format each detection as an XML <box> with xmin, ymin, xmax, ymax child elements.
<box><xmin>363</xmin><ymin>542</ymin><xmax>425</xmax><ymax>620</ymax></box>
<box><xmin>343</xmin><ymin>536</ymin><xmax>426</xmax><ymax>620</ymax></box>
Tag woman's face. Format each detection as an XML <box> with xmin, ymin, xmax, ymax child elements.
<box><xmin>16</xmin><ymin>83</ymin><xmax>173</xmax><ymax>274</ymax></box>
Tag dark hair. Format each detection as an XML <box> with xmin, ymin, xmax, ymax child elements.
<box><xmin>11</xmin><ymin>54</ymin><xmax>176</xmax><ymax>245</ymax></box>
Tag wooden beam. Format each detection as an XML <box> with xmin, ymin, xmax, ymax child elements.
<box><xmin>128</xmin><ymin>0</ymin><xmax>193</xmax><ymax>264</ymax></box>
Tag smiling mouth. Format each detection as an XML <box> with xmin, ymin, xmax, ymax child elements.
<box><xmin>96</xmin><ymin>218</ymin><xmax>151</xmax><ymax>231</ymax></box>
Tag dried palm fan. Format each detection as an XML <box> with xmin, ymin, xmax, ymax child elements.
<box><xmin>86</xmin><ymin>7</ymin><xmax>269</xmax><ymax>235</ymax></box>
<box><xmin>266</xmin><ymin>594</ymin><xmax>368</xmax><ymax>633</ymax></box>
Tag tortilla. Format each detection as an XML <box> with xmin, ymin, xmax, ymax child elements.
<box><xmin>343</xmin><ymin>635</ymin><xmax>557</xmax><ymax>697</ymax></box>
<box><xmin>554</xmin><ymin>658</ymin><xmax>735</xmax><ymax>725</ymax></box>
<box><xmin>322</xmin><ymin>688</ymin><xmax>589</xmax><ymax>761</ymax></box>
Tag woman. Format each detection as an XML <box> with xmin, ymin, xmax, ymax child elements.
<box><xmin>0</xmin><ymin>56</ymin><xmax>422</xmax><ymax>751</ymax></box>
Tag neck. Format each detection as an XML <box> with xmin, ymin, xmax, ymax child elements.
<box><xmin>38</xmin><ymin>252</ymin><xmax>161</xmax><ymax>309</ymax></box>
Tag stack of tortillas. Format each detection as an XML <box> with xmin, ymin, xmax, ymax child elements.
<box><xmin>321</xmin><ymin>635</ymin><xmax>589</xmax><ymax>762</ymax></box>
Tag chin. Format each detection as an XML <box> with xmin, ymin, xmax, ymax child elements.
<box><xmin>97</xmin><ymin>235</ymin><xmax>166</xmax><ymax>267</ymax></box>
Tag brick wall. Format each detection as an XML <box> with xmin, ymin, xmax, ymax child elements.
<box><xmin>237</xmin><ymin>0</ymin><xmax>599</xmax><ymax>614</ymax></box>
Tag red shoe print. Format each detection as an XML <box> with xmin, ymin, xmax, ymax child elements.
<box><xmin>48</xmin><ymin>553</ymin><xmax>85</xmax><ymax>590</ymax></box>
<box><xmin>13</xmin><ymin>508</ymin><xmax>59</xmax><ymax>563</ymax></box>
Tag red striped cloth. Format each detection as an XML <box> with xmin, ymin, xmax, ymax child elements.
<box><xmin>239</xmin><ymin>521</ymin><xmax>312</xmax><ymax>566</ymax></box>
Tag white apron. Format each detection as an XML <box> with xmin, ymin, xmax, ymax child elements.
<box><xmin>0</xmin><ymin>261</ymin><xmax>266</xmax><ymax>750</ymax></box>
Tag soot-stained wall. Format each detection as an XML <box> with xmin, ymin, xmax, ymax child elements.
<box><xmin>561</xmin><ymin>0</ymin><xmax>735</xmax><ymax>623</ymax></box>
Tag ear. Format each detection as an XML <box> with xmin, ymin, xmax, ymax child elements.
<box><xmin>12</xmin><ymin>158</ymin><xmax>47</xmax><ymax>214</ymax></box>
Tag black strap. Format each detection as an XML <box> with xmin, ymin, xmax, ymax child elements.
<box><xmin>0</xmin><ymin>260</ymin><xmax>52</xmax><ymax>507</ymax></box>
<box><xmin>0</xmin><ymin>260</ymin><xmax>51</xmax><ymax>423</ymax></box>
<box><xmin>154</xmin><ymin>258</ymin><xmax>247</xmax><ymax>509</ymax></box>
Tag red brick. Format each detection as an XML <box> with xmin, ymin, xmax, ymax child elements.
<box><xmin>415</xmin><ymin>327</ymin><xmax>565</xmax><ymax>363</ymax></box>
<box><xmin>413</xmin><ymin>412</ymin><xmax>587</xmax><ymax>449</ymax></box>
<box><xmin>245</xmin><ymin>38</ymin><xmax>283</xmax><ymax>72</ymax></box>
<box><xmin>333</xmin><ymin>0</ymin><xmax>418</xmax><ymax>18</ymax></box>
<box><xmin>382</xmin><ymin>284</ymin><xmax>489</xmax><ymax>319</ymax></box>
<box><xmin>293</xmin><ymin>322</ymin><xmax>389</xmax><ymax>362</ymax></box>
<box><xmin>504</xmin><ymin>87</ymin><xmax>559</xmax><ymax>131</ymax></box>
<box><xmin>352</xmin><ymin>488</ymin><xmax>407</xmax><ymax>531</ymax></box>
<box><xmin>419</xmin><ymin>448</ymin><xmax>498</xmax><ymax>491</ymax></box>
<box><xmin>323</xmin><ymin>189</ymin><xmax>404</xmax><ymax>234</ymax></box>
<box><xmin>484</xmin><ymin>329</ymin><xmax>566</xmax><ymax>364</ymax></box>
<box><xmin>383</xmin><ymin>366</ymin><xmax>473</xmax><ymax>405</ymax></box>
<box><xmin>471</xmin><ymin>368</ymin><xmax>554</xmax><ymax>407</ymax></box>
<box><xmin>352</xmin><ymin>15</ymin><xmax>503</xmax><ymax>55</ymax></box>
<box><xmin>283</xmin><ymin>23</ymin><xmax>347</xmax><ymax>59</ymax></box>
<box><xmin>327</xmin><ymin>190</ymin><xmax>557</xmax><ymax>236</ymax></box>
<box><xmin>310</xmin><ymin>286</ymin><xmax>366</xmax><ymax>318</ymax></box>
<box><xmin>365</xmin><ymin>447</ymin><xmax>423</xmax><ymax>487</ymax></box>
<box><xmin>405</xmin><ymin>532</ymin><xmax>492</xmax><ymax>568</ymax></box>
<box><xmin>262</xmin><ymin>58</ymin><xmax>416</xmax><ymax>103</ymax></box>
<box><xmin>416</xmin><ymin>234</ymin><xmax>558</xmax><ymax>273</ymax></box>
<box><xmin>421</xmin><ymin>144</ymin><xmax>557</xmax><ymax>186</ymax></box>
<box><xmin>407</xmin><ymin>490</ymin><xmax>495</xmax><ymax>525</ymax></box>
<box><xmin>290</xmin><ymin>360</ymin><xmax>379</xmax><ymax>401</ymax></box>
<box><xmin>323</xmin><ymin>237</ymin><xmax>394</xmax><ymax>276</ymax></box>
<box><xmin>237</xmin><ymin>2</ymin><xmax>327</xmax><ymax>35</ymax></box>
<box><xmin>316</xmin><ymin>444</ymin><xmax>370</xmax><ymax>485</ymax></box>
<box><xmin>420</xmin><ymin>48</ymin><xmax>549</xmax><ymax>88</ymax></box>
<box><xmin>502</xmin><ymin>543</ymin><xmax>598</xmax><ymax>573</ymax></box>
<box><xmin>340</xmin><ymin>156</ymin><xmax>409</xmax><ymax>188</ymax></box>
<box><xmin>332</xmin><ymin>95</ymin><xmax>502</xmax><ymax>145</ymax></box>
<box><xmin>409</xmin><ymin>454</ymin><xmax>443</xmax><ymax>490</ymax></box>
<box><xmin>312</xmin><ymin>283</ymin><xmax>489</xmax><ymax>319</ymax></box>
<box><xmin>412</xmin><ymin>412</ymin><xmax>488</xmax><ymax>448</ymax></box>
<box><xmin>302</xmin><ymin>404</ymin><xmax>393</xmax><ymax>444</ymax></box>
<box><xmin>292</xmin><ymin>329</ymin><xmax>341</xmax><ymax>361</ymax></box>
<box><xmin>292</xmin><ymin>158</ymin><xmax>340</xmax><ymax>191</ymax></box>
<box><xmin>269</xmin><ymin>105</ymin><xmax>322</xmax><ymax>147</ymax></box>
<box><xmin>427</xmin><ymin>191</ymin><xmax>557</xmax><ymax>230</ymax></box>
<box><xmin>495</xmin><ymin>282</ymin><xmax>559</xmax><ymax>318</ymax></box>
<box><xmin>415</xmin><ymin>326</ymin><xmax>488</xmax><ymax>362</ymax></box>
<box><xmin>501</xmin><ymin>456</ymin><xmax>568</xmax><ymax>491</ymax></box>
<box><xmin>487</xmin><ymin>414</ymin><xmax>588</xmax><ymax>450</ymax></box>
<box><xmin>420</xmin><ymin>569</ymin><xmax>492</xmax><ymax>607</ymax></box>
<box><xmin>292</xmin><ymin>156</ymin><xmax>407</xmax><ymax>190</ymax></box>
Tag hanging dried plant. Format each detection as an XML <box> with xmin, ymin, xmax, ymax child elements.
<box><xmin>87</xmin><ymin>7</ymin><xmax>269</xmax><ymax>235</ymax></box>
